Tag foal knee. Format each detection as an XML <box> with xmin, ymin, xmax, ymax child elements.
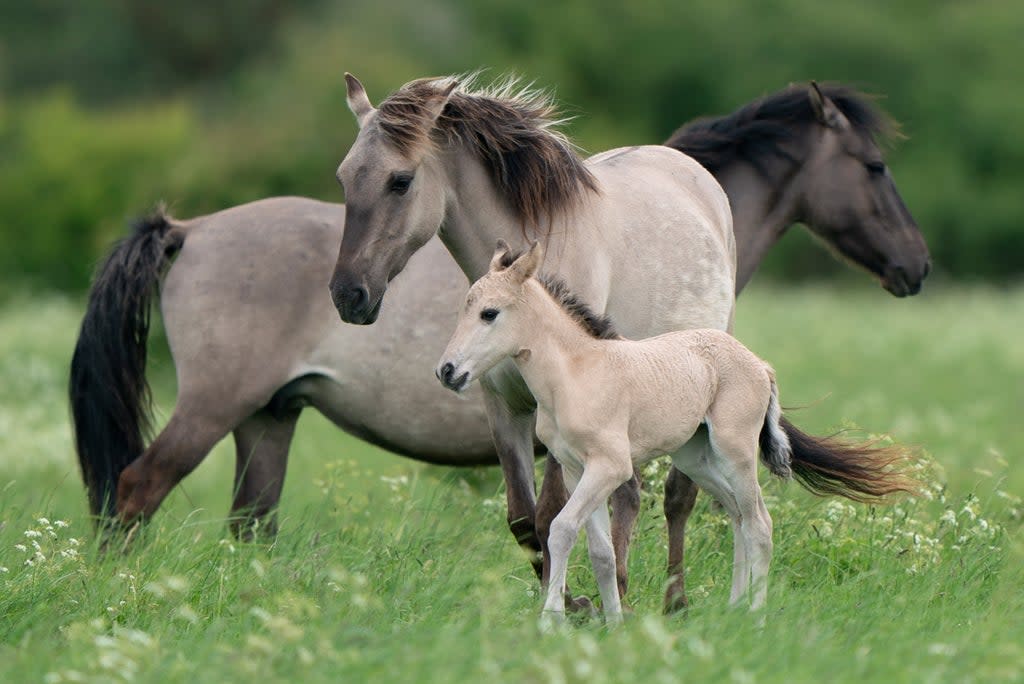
<box><xmin>548</xmin><ymin>517</ymin><xmax>578</xmax><ymax>559</ymax></box>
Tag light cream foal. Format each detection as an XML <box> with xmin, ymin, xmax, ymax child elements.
<box><xmin>438</xmin><ymin>241</ymin><xmax>914</xmax><ymax>625</ymax></box>
<box><xmin>438</xmin><ymin>241</ymin><xmax>786</xmax><ymax>624</ymax></box>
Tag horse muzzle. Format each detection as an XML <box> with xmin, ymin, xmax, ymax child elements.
<box><xmin>881</xmin><ymin>259</ymin><xmax>930</xmax><ymax>298</ymax></box>
<box><xmin>436</xmin><ymin>361</ymin><xmax>471</xmax><ymax>393</ymax></box>
<box><xmin>330</xmin><ymin>278</ymin><xmax>384</xmax><ymax>324</ymax></box>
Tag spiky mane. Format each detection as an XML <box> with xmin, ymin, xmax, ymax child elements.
<box><xmin>375</xmin><ymin>74</ymin><xmax>599</xmax><ymax>229</ymax></box>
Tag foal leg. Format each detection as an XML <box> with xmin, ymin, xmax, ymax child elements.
<box><xmin>670</xmin><ymin>448</ymin><xmax>751</xmax><ymax>607</ymax></box>
<box><xmin>543</xmin><ymin>455</ymin><xmax>632</xmax><ymax>628</ymax></box>
<box><xmin>585</xmin><ymin>499</ymin><xmax>622</xmax><ymax>624</ymax></box>
<box><xmin>229</xmin><ymin>407</ymin><xmax>300</xmax><ymax>540</ymax></box>
<box><xmin>707</xmin><ymin>432</ymin><xmax>773</xmax><ymax>611</ymax></box>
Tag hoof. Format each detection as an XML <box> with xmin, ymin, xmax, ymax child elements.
<box><xmin>565</xmin><ymin>594</ymin><xmax>597</xmax><ymax>616</ymax></box>
<box><xmin>663</xmin><ymin>591</ymin><xmax>689</xmax><ymax>616</ymax></box>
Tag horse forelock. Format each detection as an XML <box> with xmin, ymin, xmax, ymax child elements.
<box><xmin>665</xmin><ymin>83</ymin><xmax>900</xmax><ymax>174</ymax></box>
<box><xmin>376</xmin><ymin>74</ymin><xmax>599</xmax><ymax>229</ymax></box>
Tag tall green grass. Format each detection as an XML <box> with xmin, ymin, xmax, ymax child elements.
<box><xmin>0</xmin><ymin>285</ymin><xmax>1020</xmax><ymax>682</ymax></box>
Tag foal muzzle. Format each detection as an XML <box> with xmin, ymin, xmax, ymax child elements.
<box><xmin>436</xmin><ymin>361</ymin><xmax>470</xmax><ymax>393</ymax></box>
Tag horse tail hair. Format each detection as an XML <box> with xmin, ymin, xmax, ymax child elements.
<box><xmin>69</xmin><ymin>208</ymin><xmax>184</xmax><ymax>524</ymax></box>
<box><xmin>757</xmin><ymin>371</ymin><xmax>793</xmax><ymax>479</ymax></box>
<box><xmin>780</xmin><ymin>416</ymin><xmax>918</xmax><ymax>503</ymax></box>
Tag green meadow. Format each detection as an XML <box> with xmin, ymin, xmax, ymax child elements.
<box><xmin>0</xmin><ymin>283</ymin><xmax>1021</xmax><ymax>683</ymax></box>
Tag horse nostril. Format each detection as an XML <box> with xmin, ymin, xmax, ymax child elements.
<box><xmin>441</xmin><ymin>362</ymin><xmax>454</xmax><ymax>383</ymax></box>
<box><xmin>349</xmin><ymin>285</ymin><xmax>368</xmax><ymax>310</ymax></box>
<box><xmin>923</xmin><ymin>260</ymin><xmax>932</xmax><ymax>279</ymax></box>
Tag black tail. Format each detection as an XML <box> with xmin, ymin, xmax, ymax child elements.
<box><xmin>69</xmin><ymin>211</ymin><xmax>183</xmax><ymax>523</ymax></box>
<box><xmin>780</xmin><ymin>417</ymin><xmax>917</xmax><ymax>503</ymax></box>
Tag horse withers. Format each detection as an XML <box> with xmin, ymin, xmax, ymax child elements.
<box><xmin>438</xmin><ymin>241</ymin><xmax>916</xmax><ymax>626</ymax></box>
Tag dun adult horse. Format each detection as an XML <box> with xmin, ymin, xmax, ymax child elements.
<box><xmin>328</xmin><ymin>73</ymin><xmax>737</xmax><ymax>609</ymax></box>
<box><xmin>438</xmin><ymin>241</ymin><xmax>913</xmax><ymax>625</ymax></box>
<box><xmin>71</xmin><ymin>81</ymin><xmax>928</xmax><ymax>609</ymax></box>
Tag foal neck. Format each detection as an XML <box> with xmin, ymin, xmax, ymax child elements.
<box><xmin>511</xmin><ymin>280</ymin><xmax>607</xmax><ymax>406</ymax></box>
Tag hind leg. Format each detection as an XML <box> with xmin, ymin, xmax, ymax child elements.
<box><xmin>116</xmin><ymin>405</ymin><xmax>239</xmax><ymax>526</ymax></box>
<box><xmin>229</xmin><ymin>407</ymin><xmax>300</xmax><ymax>540</ymax></box>
<box><xmin>675</xmin><ymin>424</ymin><xmax>773</xmax><ymax>611</ymax></box>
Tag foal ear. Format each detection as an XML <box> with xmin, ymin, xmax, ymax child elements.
<box><xmin>808</xmin><ymin>81</ymin><xmax>848</xmax><ymax>130</ymax></box>
<box><xmin>489</xmin><ymin>239</ymin><xmax>512</xmax><ymax>271</ymax></box>
<box><xmin>424</xmin><ymin>79</ymin><xmax>458</xmax><ymax>127</ymax></box>
<box><xmin>509</xmin><ymin>240</ymin><xmax>544</xmax><ymax>283</ymax></box>
<box><xmin>345</xmin><ymin>73</ymin><xmax>376</xmax><ymax>128</ymax></box>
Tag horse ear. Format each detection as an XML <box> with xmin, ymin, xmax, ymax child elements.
<box><xmin>489</xmin><ymin>239</ymin><xmax>512</xmax><ymax>271</ymax></box>
<box><xmin>808</xmin><ymin>81</ymin><xmax>848</xmax><ymax>130</ymax></box>
<box><xmin>509</xmin><ymin>241</ymin><xmax>543</xmax><ymax>283</ymax></box>
<box><xmin>345</xmin><ymin>73</ymin><xmax>376</xmax><ymax>128</ymax></box>
<box><xmin>424</xmin><ymin>79</ymin><xmax>458</xmax><ymax>126</ymax></box>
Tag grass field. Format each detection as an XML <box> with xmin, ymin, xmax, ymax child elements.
<box><xmin>1</xmin><ymin>284</ymin><xmax>1021</xmax><ymax>683</ymax></box>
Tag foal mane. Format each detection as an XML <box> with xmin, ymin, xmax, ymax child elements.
<box><xmin>496</xmin><ymin>249</ymin><xmax>618</xmax><ymax>340</ymax></box>
<box><xmin>665</xmin><ymin>83</ymin><xmax>899</xmax><ymax>175</ymax></box>
<box><xmin>376</xmin><ymin>75</ymin><xmax>599</xmax><ymax>229</ymax></box>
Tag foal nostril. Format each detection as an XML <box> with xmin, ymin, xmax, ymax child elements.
<box><xmin>922</xmin><ymin>260</ymin><xmax>932</xmax><ymax>279</ymax></box>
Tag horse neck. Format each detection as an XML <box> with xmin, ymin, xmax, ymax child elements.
<box><xmin>511</xmin><ymin>282</ymin><xmax>603</xmax><ymax>411</ymax></box>
<box><xmin>713</xmin><ymin>139</ymin><xmax>809</xmax><ymax>293</ymax></box>
<box><xmin>434</xmin><ymin>147</ymin><xmax>527</xmax><ymax>282</ymax></box>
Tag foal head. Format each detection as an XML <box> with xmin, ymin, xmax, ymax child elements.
<box><xmin>436</xmin><ymin>241</ymin><xmax>543</xmax><ymax>392</ymax></box>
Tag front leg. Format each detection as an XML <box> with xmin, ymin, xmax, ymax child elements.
<box><xmin>542</xmin><ymin>453</ymin><xmax>632</xmax><ymax>628</ymax></box>
<box><xmin>481</xmin><ymin>385</ymin><xmax>542</xmax><ymax>578</ymax></box>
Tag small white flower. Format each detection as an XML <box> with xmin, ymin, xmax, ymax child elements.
<box><xmin>14</xmin><ymin>544</ymin><xmax>27</xmax><ymax>553</ymax></box>
<box><xmin>37</xmin><ymin>517</ymin><xmax>51</xmax><ymax>526</ymax></box>
<box><xmin>24</xmin><ymin>530</ymin><xmax>42</xmax><ymax>539</ymax></box>
<box><xmin>54</xmin><ymin>520</ymin><xmax>69</xmax><ymax>528</ymax></box>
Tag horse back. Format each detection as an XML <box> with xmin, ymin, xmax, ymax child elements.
<box><xmin>576</xmin><ymin>146</ymin><xmax>736</xmax><ymax>337</ymax></box>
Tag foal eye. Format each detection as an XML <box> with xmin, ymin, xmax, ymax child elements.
<box><xmin>480</xmin><ymin>308</ymin><xmax>499</xmax><ymax>322</ymax></box>
<box><xmin>865</xmin><ymin>161</ymin><xmax>886</xmax><ymax>175</ymax></box>
<box><xmin>389</xmin><ymin>174</ymin><xmax>414</xmax><ymax>195</ymax></box>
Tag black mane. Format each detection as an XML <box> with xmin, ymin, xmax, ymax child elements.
<box><xmin>537</xmin><ymin>274</ymin><xmax>620</xmax><ymax>340</ymax></box>
<box><xmin>665</xmin><ymin>83</ymin><xmax>896</xmax><ymax>175</ymax></box>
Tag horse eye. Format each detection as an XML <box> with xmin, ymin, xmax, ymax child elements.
<box><xmin>389</xmin><ymin>174</ymin><xmax>413</xmax><ymax>195</ymax></box>
<box><xmin>865</xmin><ymin>161</ymin><xmax>886</xmax><ymax>175</ymax></box>
<box><xmin>480</xmin><ymin>308</ymin><xmax>499</xmax><ymax>323</ymax></box>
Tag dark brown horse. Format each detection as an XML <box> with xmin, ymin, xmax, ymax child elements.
<box><xmin>71</xmin><ymin>83</ymin><xmax>928</xmax><ymax>611</ymax></box>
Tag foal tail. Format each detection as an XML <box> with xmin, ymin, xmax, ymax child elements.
<box><xmin>758</xmin><ymin>374</ymin><xmax>917</xmax><ymax>502</ymax></box>
<box><xmin>69</xmin><ymin>209</ymin><xmax>184</xmax><ymax>523</ymax></box>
